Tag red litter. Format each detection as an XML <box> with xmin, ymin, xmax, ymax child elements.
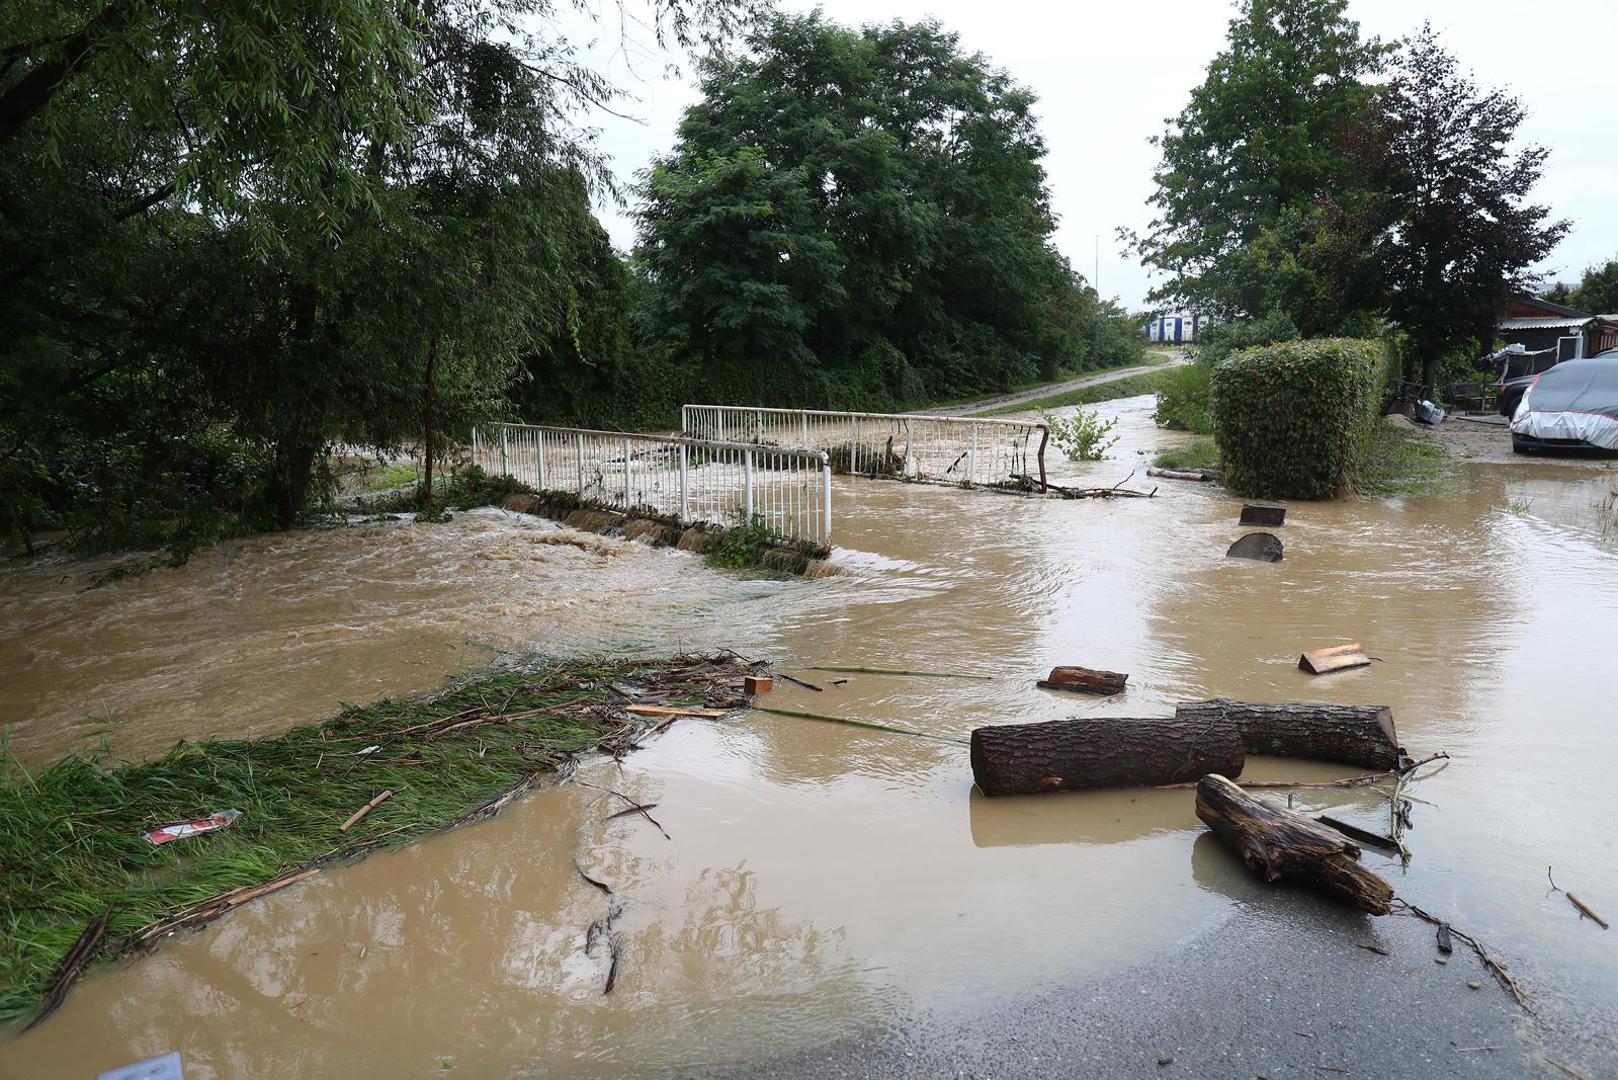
<box><xmin>144</xmin><ymin>809</ymin><xmax>243</xmax><ymax>845</ymax></box>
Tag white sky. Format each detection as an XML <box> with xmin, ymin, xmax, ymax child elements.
<box><xmin>574</xmin><ymin>0</ymin><xmax>1615</xmax><ymax>311</ymax></box>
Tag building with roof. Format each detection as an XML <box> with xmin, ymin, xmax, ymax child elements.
<box><xmin>1498</xmin><ymin>295</ymin><xmax>1618</xmax><ymax>360</ymax></box>
<box><xmin>1143</xmin><ymin>313</ymin><xmax>1215</xmax><ymax>345</ymax></box>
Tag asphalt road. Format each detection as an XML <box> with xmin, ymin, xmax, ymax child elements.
<box><xmin>690</xmin><ymin>887</ymin><xmax>1601</xmax><ymax>1080</ymax></box>
<box><xmin>926</xmin><ymin>352</ymin><xmax>1188</xmax><ymax>417</ymax></box>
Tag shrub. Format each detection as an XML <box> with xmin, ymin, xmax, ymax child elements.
<box><xmin>1211</xmin><ymin>338</ymin><xmax>1382</xmax><ymax>499</ymax></box>
<box><xmin>1153</xmin><ymin>363</ymin><xmax>1214</xmax><ymax>432</ymax></box>
<box><xmin>1040</xmin><ymin>407</ymin><xmax>1119</xmax><ymax>461</ymax></box>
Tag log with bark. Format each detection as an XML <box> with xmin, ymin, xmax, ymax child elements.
<box><xmin>971</xmin><ymin>715</ymin><xmax>1244</xmax><ymax>796</ymax></box>
<box><xmin>1037</xmin><ymin>665</ymin><xmax>1128</xmax><ymax>695</ymax></box>
<box><xmin>1195</xmin><ymin>774</ymin><xmax>1393</xmax><ymax>914</ymax></box>
<box><xmin>1175</xmin><ymin>699</ymin><xmax>1403</xmax><ymax>770</ymax></box>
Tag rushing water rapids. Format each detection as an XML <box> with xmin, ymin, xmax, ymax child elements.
<box><xmin>3</xmin><ymin>397</ymin><xmax>1617</xmax><ymax>1076</ymax></box>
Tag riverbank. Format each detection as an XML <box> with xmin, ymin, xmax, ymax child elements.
<box><xmin>0</xmin><ymin>654</ymin><xmax>762</xmax><ymax>1026</ymax></box>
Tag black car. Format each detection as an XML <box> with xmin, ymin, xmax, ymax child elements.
<box><xmin>1499</xmin><ymin>347</ymin><xmax>1618</xmax><ymax>417</ymax></box>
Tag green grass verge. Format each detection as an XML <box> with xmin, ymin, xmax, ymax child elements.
<box><xmin>1153</xmin><ymin>438</ymin><xmax>1220</xmax><ymax>471</ymax></box>
<box><xmin>0</xmin><ymin>654</ymin><xmax>755</xmax><ymax>1025</ymax></box>
<box><xmin>974</xmin><ymin>368</ymin><xmax>1177</xmax><ymax>418</ymax></box>
<box><xmin>1356</xmin><ymin>420</ymin><xmax>1453</xmax><ymax>497</ymax></box>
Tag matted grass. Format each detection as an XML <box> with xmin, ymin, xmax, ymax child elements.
<box><xmin>0</xmin><ymin>654</ymin><xmax>758</xmax><ymax>1026</ymax></box>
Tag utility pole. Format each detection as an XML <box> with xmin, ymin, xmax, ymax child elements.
<box><xmin>1094</xmin><ymin>234</ymin><xmax>1100</xmax><ymax>295</ymax></box>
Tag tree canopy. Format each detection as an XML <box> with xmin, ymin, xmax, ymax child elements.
<box><xmin>1566</xmin><ymin>257</ymin><xmax>1618</xmax><ymax>317</ymax></box>
<box><xmin>1134</xmin><ymin>0</ymin><xmax>1387</xmax><ymax>327</ymax></box>
<box><xmin>637</xmin><ymin>13</ymin><xmax>1140</xmax><ymax>409</ymax></box>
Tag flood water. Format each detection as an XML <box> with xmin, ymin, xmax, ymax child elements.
<box><xmin>3</xmin><ymin>397</ymin><xmax>1617</xmax><ymax>1077</ymax></box>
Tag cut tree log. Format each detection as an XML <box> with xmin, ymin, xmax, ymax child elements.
<box><xmin>1299</xmin><ymin>642</ymin><xmax>1370</xmax><ymax>675</ymax></box>
<box><xmin>1195</xmin><ymin>774</ymin><xmax>1393</xmax><ymax>914</ymax></box>
<box><xmin>1174</xmin><ymin>699</ymin><xmax>1403</xmax><ymax>770</ymax></box>
<box><xmin>971</xmin><ymin>715</ymin><xmax>1244</xmax><ymax>796</ymax></box>
<box><xmin>1227</xmin><ymin>532</ymin><xmax>1283</xmax><ymax>562</ymax></box>
<box><xmin>1146</xmin><ymin>467</ymin><xmax>1209</xmax><ymax>482</ymax></box>
<box><xmin>1037</xmin><ymin>665</ymin><xmax>1128</xmax><ymax>695</ymax></box>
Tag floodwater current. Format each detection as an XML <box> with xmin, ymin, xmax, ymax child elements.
<box><xmin>3</xmin><ymin>397</ymin><xmax>1617</xmax><ymax>1077</ymax></box>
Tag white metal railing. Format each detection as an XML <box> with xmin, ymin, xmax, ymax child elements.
<box><xmin>680</xmin><ymin>406</ymin><xmax>1048</xmax><ymax>490</ymax></box>
<box><xmin>471</xmin><ymin>423</ymin><xmax>833</xmax><ymax>545</ymax></box>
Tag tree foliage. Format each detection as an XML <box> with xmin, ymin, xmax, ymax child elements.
<box><xmin>1134</xmin><ymin>0</ymin><xmax>1386</xmax><ymax>326</ymax></box>
<box><xmin>1324</xmin><ymin>24</ymin><xmax>1569</xmax><ymax>393</ymax></box>
<box><xmin>1567</xmin><ymin>256</ymin><xmax>1618</xmax><ymax>317</ymax></box>
<box><xmin>637</xmin><ymin>14</ymin><xmax>1141</xmax><ymax>410</ymax></box>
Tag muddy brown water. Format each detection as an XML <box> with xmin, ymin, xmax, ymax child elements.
<box><xmin>3</xmin><ymin>398</ymin><xmax>1617</xmax><ymax>1077</ymax></box>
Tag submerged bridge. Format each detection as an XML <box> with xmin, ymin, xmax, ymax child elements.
<box><xmin>472</xmin><ymin>408</ymin><xmax>1048</xmax><ymax>547</ymax></box>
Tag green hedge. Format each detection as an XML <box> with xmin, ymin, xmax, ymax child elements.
<box><xmin>1211</xmin><ymin>338</ymin><xmax>1382</xmax><ymax>499</ymax></box>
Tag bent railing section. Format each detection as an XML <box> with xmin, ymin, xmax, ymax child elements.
<box><xmin>680</xmin><ymin>406</ymin><xmax>1047</xmax><ymax>491</ymax></box>
<box><xmin>471</xmin><ymin>423</ymin><xmax>833</xmax><ymax>545</ymax></box>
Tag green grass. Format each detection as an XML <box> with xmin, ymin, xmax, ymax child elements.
<box><xmin>974</xmin><ymin>368</ymin><xmax>1177</xmax><ymax>418</ymax></box>
<box><xmin>1355</xmin><ymin>421</ymin><xmax>1453</xmax><ymax>497</ymax></box>
<box><xmin>1153</xmin><ymin>438</ymin><xmax>1220</xmax><ymax>471</ymax></box>
<box><xmin>0</xmin><ymin>654</ymin><xmax>754</xmax><ymax>1025</ymax></box>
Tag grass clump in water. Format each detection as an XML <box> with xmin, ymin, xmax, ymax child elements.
<box><xmin>1153</xmin><ymin>438</ymin><xmax>1220</xmax><ymax>472</ymax></box>
<box><xmin>1356</xmin><ymin>420</ymin><xmax>1453</xmax><ymax>497</ymax></box>
<box><xmin>0</xmin><ymin>654</ymin><xmax>758</xmax><ymax>1027</ymax></box>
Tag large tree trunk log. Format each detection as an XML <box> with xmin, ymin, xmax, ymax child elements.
<box><xmin>1176</xmin><ymin>699</ymin><xmax>1402</xmax><ymax>770</ymax></box>
<box><xmin>1196</xmin><ymin>774</ymin><xmax>1392</xmax><ymax>914</ymax></box>
<box><xmin>971</xmin><ymin>715</ymin><xmax>1244</xmax><ymax>796</ymax></box>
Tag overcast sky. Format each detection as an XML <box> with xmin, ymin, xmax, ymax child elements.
<box><xmin>575</xmin><ymin>0</ymin><xmax>1614</xmax><ymax>312</ymax></box>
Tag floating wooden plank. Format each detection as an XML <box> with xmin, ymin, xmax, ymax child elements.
<box><xmin>970</xmin><ymin>715</ymin><xmax>1244</xmax><ymax>796</ymax></box>
<box><xmin>1226</xmin><ymin>532</ymin><xmax>1283</xmax><ymax>562</ymax></box>
<box><xmin>743</xmin><ymin>675</ymin><xmax>774</xmax><ymax>695</ymax></box>
<box><xmin>1146</xmin><ymin>467</ymin><xmax>1210</xmax><ymax>482</ymax></box>
<box><xmin>1240</xmin><ymin>503</ymin><xmax>1287</xmax><ymax>526</ymax></box>
<box><xmin>1036</xmin><ymin>665</ymin><xmax>1128</xmax><ymax>696</ymax></box>
<box><xmin>1196</xmin><ymin>774</ymin><xmax>1393</xmax><ymax>914</ymax></box>
<box><xmin>623</xmin><ymin>704</ymin><xmax>728</xmax><ymax>719</ymax></box>
<box><xmin>1175</xmin><ymin>700</ymin><xmax>1402</xmax><ymax>769</ymax></box>
<box><xmin>1299</xmin><ymin>642</ymin><xmax>1371</xmax><ymax>675</ymax></box>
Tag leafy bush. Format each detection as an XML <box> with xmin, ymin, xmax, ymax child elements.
<box><xmin>1194</xmin><ymin>310</ymin><xmax>1300</xmax><ymax>370</ymax></box>
<box><xmin>1041</xmin><ymin>407</ymin><xmax>1119</xmax><ymax>461</ymax></box>
<box><xmin>703</xmin><ymin>517</ymin><xmax>788</xmax><ymax>569</ymax></box>
<box><xmin>1153</xmin><ymin>363</ymin><xmax>1214</xmax><ymax>432</ymax></box>
<box><xmin>1211</xmin><ymin>338</ymin><xmax>1382</xmax><ymax>499</ymax></box>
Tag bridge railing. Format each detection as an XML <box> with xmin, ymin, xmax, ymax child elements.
<box><xmin>680</xmin><ymin>406</ymin><xmax>1047</xmax><ymax>490</ymax></box>
<box><xmin>471</xmin><ymin>423</ymin><xmax>833</xmax><ymax>545</ymax></box>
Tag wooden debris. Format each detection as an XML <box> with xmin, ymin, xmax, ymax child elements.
<box><xmin>1567</xmin><ymin>892</ymin><xmax>1609</xmax><ymax>929</ymax></box>
<box><xmin>1357</xmin><ymin>943</ymin><xmax>1390</xmax><ymax>956</ymax></box>
<box><xmin>1317</xmin><ymin>814</ymin><xmax>1401</xmax><ymax>853</ymax></box>
<box><xmin>753</xmin><ymin>705</ymin><xmax>967</xmax><ymax>745</ymax></box>
<box><xmin>623</xmin><ymin>704</ymin><xmax>728</xmax><ymax>719</ymax></box>
<box><xmin>1299</xmin><ymin>643</ymin><xmax>1371</xmax><ymax>675</ymax></box>
<box><xmin>1155</xmin><ymin>750</ymin><xmax>1448</xmax><ymax>791</ymax></box>
<box><xmin>339</xmin><ymin>789</ymin><xmax>393</xmax><ymax>832</ymax></box>
<box><xmin>1037</xmin><ymin>665</ymin><xmax>1128</xmax><ymax>696</ymax></box>
<box><xmin>1436</xmin><ymin>922</ymin><xmax>1454</xmax><ymax>954</ymax></box>
<box><xmin>971</xmin><ymin>715</ymin><xmax>1244</xmax><ymax>796</ymax></box>
<box><xmin>1195</xmin><ymin>774</ymin><xmax>1393</xmax><ymax>914</ymax></box>
<box><xmin>1227</xmin><ymin>531</ymin><xmax>1283</xmax><ymax>562</ymax></box>
<box><xmin>1013</xmin><ymin>474</ymin><xmax>1155</xmax><ymax>499</ymax></box>
<box><xmin>1175</xmin><ymin>700</ymin><xmax>1402</xmax><ymax>770</ymax></box>
<box><xmin>1395</xmin><ymin>900</ymin><xmax>1530</xmax><ymax>1008</ymax></box>
<box><xmin>26</xmin><ymin>910</ymin><xmax>110</xmax><ymax>1031</ymax></box>
<box><xmin>804</xmin><ymin>665</ymin><xmax>992</xmax><ymax>680</ymax></box>
<box><xmin>773</xmin><ymin>671</ymin><xmax>823</xmax><ymax>692</ymax></box>
<box><xmin>1145</xmin><ymin>467</ymin><xmax>1209</xmax><ymax>481</ymax></box>
<box><xmin>743</xmin><ymin>675</ymin><xmax>774</xmax><ymax>694</ymax></box>
<box><xmin>1240</xmin><ymin>503</ymin><xmax>1287</xmax><ymax>526</ymax></box>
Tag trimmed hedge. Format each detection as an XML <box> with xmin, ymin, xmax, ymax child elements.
<box><xmin>1211</xmin><ymin>338</ymin><xmax>1382</xmax><ymax>499</ymax></box>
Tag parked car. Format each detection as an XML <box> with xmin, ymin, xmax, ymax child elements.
<box><xmin>1499</xmin><ymin>347</ymin><xmax>1618</xmax><ymax>418</ymax></box>
<box><xmin>1510</xmin><ymin>356</ymin><xmax>1618</xmax><ymax>453</ymax></box>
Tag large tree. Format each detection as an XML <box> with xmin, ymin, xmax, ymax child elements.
<box><xmin>1330</xmin><ymin>24</ymin><xmax>1568</xmax><ymax>395</ymax></box>
<box><xmin>638</xmin><ymin>13</ymin><xmax>1139</xmax><ymax>409</ymax></box>
<box><xmin>1135</xmin><ymin>0</ymin><xmax>1386</xmax><ymax>327</ymax></box>
<box><xmin>1567</xmin><ymin>256</ymin><xmax>1618</xmax><ymax>316</ymax></box>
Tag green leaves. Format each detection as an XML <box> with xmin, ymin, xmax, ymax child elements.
<box><xmin>1211</xmin><ymin>337</ymin><xmax>1382</xmax><ymax>499</ymax></box>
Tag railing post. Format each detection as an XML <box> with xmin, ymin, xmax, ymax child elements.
<box><xmin>537</xmin><ymin>430</ymin><xmax>548</xmax><ymax>489</ymax></box>
<box><xmin>851</xmin><ymin>415</ymin><xmax>860</xmax><ymax>475</ymax></box>
<box><xmin>821</xmin><ymin>454</ymin><xmax>833</xmax><ymax>543</ymax></box>
<box><xmin>575</xmin><ymin>432</ymin><xmax>584</xmax><ymax>497</ymax></box>
<box><xmin>500</xmin><ymin>426</ymin><xmax>510</xmax><ymax>476</ymax></box>
<box><xmin>801</xmin><ymin>412</ymin><xmax>809</xmax><ymax>446</ymax></box>
<box><xmin>743</xmin><ymin>447</ymin><xmax>755</xmax><ymax>521</ymax></box>
<box><xmin>968</xmin><ymin>422</ymin><xmax>978</xmax><ymax>486</ymax></box>
<box><xmin>679</xmin><ymin>442</ymin><xmax>689</xmax><ymax>521</ymax></box>
<box><xmin>622</xmin><ymin>436</ymin><xmax>632</xmax><ymax>506</ymax></box>
<box><xmin>904</xmin><ymin>421</ymin><xmax>913</xmax><ymax>479</ymax></box>
<box><xmin>755</xmin><ymin>409</ymin><xmax>763</xmax><ymax>442</ymax></box>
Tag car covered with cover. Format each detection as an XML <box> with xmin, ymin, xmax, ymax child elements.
<box><xmin>1510</xmin><ymin>357</ymin><xmax>1618</xmax><ymax>453</ymax></box>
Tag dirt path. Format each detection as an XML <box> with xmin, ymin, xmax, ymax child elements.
<box><xmin>926</xmin><ymin>350</ymin><xmax>1188</xmax><ymax>416</ymax></box>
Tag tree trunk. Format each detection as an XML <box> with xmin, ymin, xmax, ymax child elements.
<box><xmin>422</xmin><ymin>338</ymin><xmax>438</xmax><ymax>504</ymax></box>
<box><xmin>268</xmin><ymin>439</ymin><xmax>319</xmax><ymax>528</ymax></box>
<box><xmin>1196</xmin><ymin>774</ymin><xmax>1393</xmax><ymax>914</ymax></box>
<box><xmin>971</xmin><ymin>715</ymin><xmax>1244</xmax><ymax>796</ymax></box>
<box><xmin>1175</xmin><ymin>700</ymin><xmax>1402</xmax><ymax>770</ymax></box>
